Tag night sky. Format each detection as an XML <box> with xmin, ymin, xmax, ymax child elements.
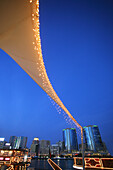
<box><xmin>0</xmin><ymin>0</ymin><xmax>113</xmax><ymax>155</ymax></box>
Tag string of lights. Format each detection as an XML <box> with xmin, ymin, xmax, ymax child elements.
<box><xmin>29</xmin><ymin>0</ymin><xmax>82</xmax><ymax>130</ymax></box>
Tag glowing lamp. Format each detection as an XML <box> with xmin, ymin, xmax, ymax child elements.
<box><xmin>0</xmin><ymin>157</ymin><xmax>4</xmax><ymax>160</ymax></box>
<box><xmin>5</xmin><ymin>158</ymin><xmax>10</xmax><ymax>161</ymax></box>
<box><xmin>34</xmin><ymin>138</ymin><xmax>39</xmax><ymax>141</ymax></box>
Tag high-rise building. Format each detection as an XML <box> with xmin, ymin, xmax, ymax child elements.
<box><xmin>14</xmin><ymin>137</ymin><xmax>21</xmax><ymax>149</ymax></box>
<box><xmin>39</xmin><ymin>140</ymin><xmax>50</xmax><ymax>156</ymax></box>
<box><xmin>83</xmin><ymin>125</ymin><xmax>104</xmax><ymax>152</ymax></box>
<box><xmin>30</xmin><ymin>138</ymin><xmax>39</xmax><ymax>156</ymax></box>
<box><xmin>32</xmin><ymin>138</ymin><xmax>39</xmax><ymax>145</ymax></box>
<box><xmin>0</xmin><ymin>138</ymin><xmax>5</xmax><ymax>149</ymax></box>
<box><xmin>20</xmin><ymin>136</ymin><xmax>27</xmax><ymax>149</ymax></box>
<box><xmin>63</xmin><ymin>128</ymin><xmax>78</xmax><ymax>153</ymax></box>
<box><xmin>9</xmin><ymin>136</ymin><xmax>17</xmax><ymax>149</ymax></box>
<box><xmin>102</xmin><ymin>142</ymin><xmax>109</xmax><ymax>153</ymax></box>
<box><xmin>14</xmin><ymin>136</ymin><xmax>27</xmax><ymax>149</ymax></box>
<box><xmin>50</xmin><ymin>144</ymin><xmax>60</xmax><ymax>156</ymax></box>
<box><xmin>56</xmin><ymin>141</ymin><xmax>64</xmax><ymax>154</ymax></box>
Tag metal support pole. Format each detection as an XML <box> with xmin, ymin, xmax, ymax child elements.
<box><xmin>81</xmin><ymin>127</ymin><xmax>85</xmax><ymax>170</ymax></box>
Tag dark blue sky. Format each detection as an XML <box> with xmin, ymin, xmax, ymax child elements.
<box><xmin>0</xmin><ymin>0</ymin><xmax>113</xmax><ymax>154</ymax></box>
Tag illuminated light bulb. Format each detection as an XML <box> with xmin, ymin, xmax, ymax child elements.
<box><xmin>32</xmin><ymin>18</ymin><xmax>34</xmax><ymax>20</ymax></box>
<box><xmin>32</xmin><ymin>42</ymin><xmax>35</xmax><ymax>44</ymax></box>
<box><xmin>34</xmin><ymin>46</ymin><xmax>37</xmax><ymax>50</ymax></box>
<box><xmin>30</xmin><ymin>0</ymin><xmax>32</xmax><ymax>3</ymax></box>
<box><xmin>32</xmin><ymin>14</ymin><xmax>34</xmax><ymax>16</ymax></box>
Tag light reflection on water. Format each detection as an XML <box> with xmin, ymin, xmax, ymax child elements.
<box><xmin>29</xmin><ymin>158</ymin><xmax>75</xmax><ymax>170</ymax></box>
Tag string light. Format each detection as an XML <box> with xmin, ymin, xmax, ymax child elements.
<box><xmin>29</xmin><ymin>0</ymin><xmax>82</xmax><ymax>137</ymax></box>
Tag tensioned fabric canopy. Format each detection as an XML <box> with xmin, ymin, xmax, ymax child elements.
<box><xmin>0</xmin><ymin>0</ymin><xmax>82</xmax><ymax>129</ymax></box>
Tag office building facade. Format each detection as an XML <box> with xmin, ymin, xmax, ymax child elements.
<box><xmin>63</xmin><ymin>128</ymin><xmax>78</xmax><ymax>153</ymax></box>
<box><xmin>30</xmin><ymin>138</ymin><xmax>39</xmax><ymax>156</ymax></box>
<box><xmin>0</xmin><ymin>138</ymin><xmax>5</xmax><ymax>149</ymax></box>
<box><xmin>9</xmin><ymin>136</ymin><xmax>17</xmax><ymax>149</ymax></box>
<box><xmin>39</xmin><ymin>140</ymin><xmax>50</xmax><ymax>156</ymax></box>
<box><xmin>83</xmin><ymin>125</ymin><xmax>104</xmax><ymax>152</ymax></box>
<box><xmin>56</xmin><ymin>141</ymin><xmax>64</xmax><ymax>154</ymax></box>
<box><xmin>14</xmin><ymin>136</ymin><xmax>27</xmax><ymax>149</ymax></box>
<box><xmin>50</xmin><ymin>144</ymin><xmax>60</xmax><ymax>156</ymax></box>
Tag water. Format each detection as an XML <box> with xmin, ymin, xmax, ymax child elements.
<box><xmin>28</xmin><ymin>158</ymin><xmax>75</xmax><ymax>170</ymax></box>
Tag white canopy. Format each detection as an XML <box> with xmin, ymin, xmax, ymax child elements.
<box><xmin>0</xmin><ymin>0</ymin><xmax>81</xmax><ymax>128</ymax></box>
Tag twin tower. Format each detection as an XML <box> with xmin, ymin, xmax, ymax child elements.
<box><xmin>63</xmin><ymin>125</ymin><xmax>106</xmax><ymax>153</ymax></box>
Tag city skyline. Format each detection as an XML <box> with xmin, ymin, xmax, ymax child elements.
<box><xmin>0</xmin><ymin>0</ymin><xmax>113</xmax><ymax>155</ymax></box>
<box><xmin>0</xmin><ymin>126</ymin><xmax>109</xmax><ymax>156</ymax></box>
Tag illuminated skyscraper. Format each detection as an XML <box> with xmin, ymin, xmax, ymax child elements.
<box><xmin>19</xmin><ymin>136</ymin><xmax>27</xmax><ymax>149</ymax></box>
<box><xmin>9</xmin><ymin>136</ymin><xmax>17</xmax><ymax>149</ymax></box>
<box><xmin>63</xmin><ymin>128</ymin><xmax>78</xmax><ymax>153</ymax></box>
<box><xmin>14</xmin><ymin>136</ymin><xmax>27</xmax><ymax>149</ymax></box>
<box><xmin>83</xmin><ymin>125</ymin><xmax>104</xmax><ymax>152</ymax></box>
<box><xmin>30</xmin><ymin>138</ymin><xmax>39</xmax><ymax>156</ymax></box>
